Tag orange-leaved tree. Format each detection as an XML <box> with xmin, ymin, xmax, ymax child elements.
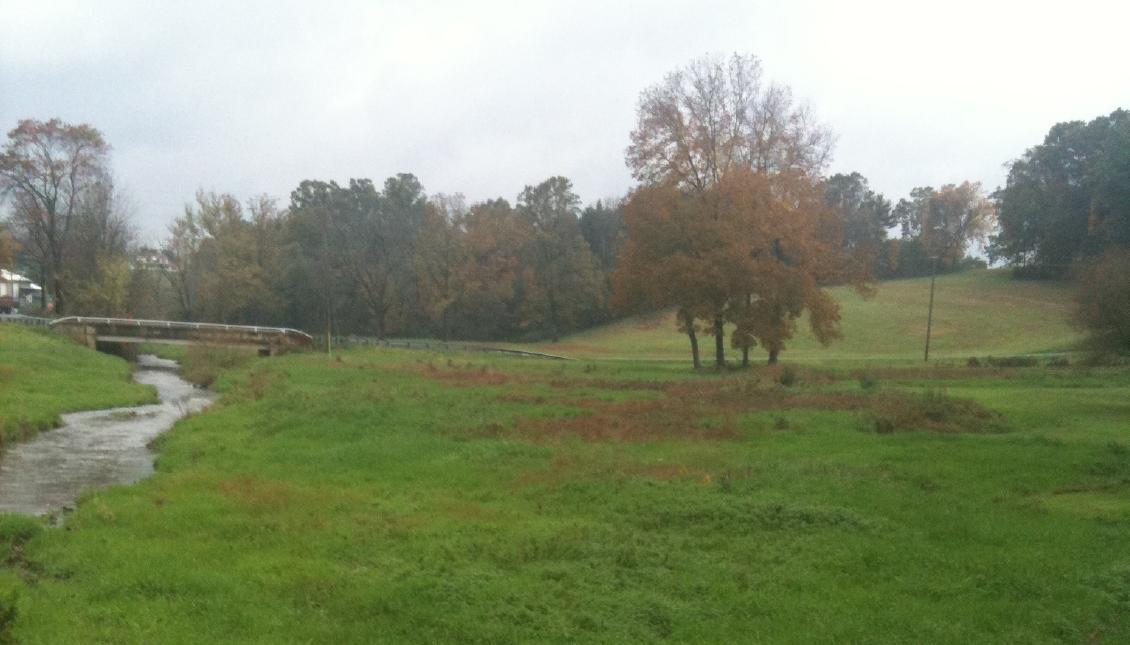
<box><xmin>615</xmin><ymin>53</ymin><xmax>865</xmax><ymax>367</ymax></box>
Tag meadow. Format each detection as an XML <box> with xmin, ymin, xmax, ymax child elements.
<box><xmin>0</xmin><ymin>350</ymin><xmax>1128</xmax><ymax>641</ymax></box>
<box><xmin>523</xmin><ymin>270</ymin><xmax>1082</xmax><ymax>363</ymax></box>
<box><xmin>1</xmin><ymin>271</ymin><xmax>1128</xmax><ymax>643</ymax></box>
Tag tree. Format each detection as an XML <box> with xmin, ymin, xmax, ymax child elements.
<box><xmin>516</xmin><ymin>177</ymin><xmax>606</xmax><ymax>341</ymax></box>
<box><xmin>0</xmin><ymin>119</ymin><xmax>111</xmax><ymax>313</ymax></box>
<box><xmin>64</xmin><ymin>176</ymin><xmax>136</xmax><ymax>315</ymax></box>
<box><xmin>895</xmin><ymin>182</ymin><xmax>995</xmax><ymax>268</ymax></box>
<box><xmin>1074</xmin><ymin>249</ymin><xmax>1130</xmax><ymax>355</ymax></box>
<box><xmin>993</xmin><ymin>109</ymin><xmax>1130</xmax><ymax>275</ymax></box>
<box><xmin>415</xmin><ymin>194</ymin><xmax>468</xmax><ymax>341</ymax></box>
<box><xmin>619</xmin><ymin>53</ymin><xmax>840</xmax><ymax>367</ymax></box>
<box><xmin>823</xmin><ymin>172</ymin><xmax>895</xmax><ymax>276</ymax></box>
<box><xmin>613</xmin><ymin>182</ymin><xmax>733</xmax><ymax>369</ymax></box>
<box><xmin>164</xmin><ymin>191</ymin><xmax>284</xmax><ymax>325</ymax></box>
<box><xmin>453</xmin><ymin>198</ymin><xmax>527</xmax><ymax>340</ymax></box>
<box><xmin>165</xmin><ymin>198</ymin><xmax>206</xmax><ymax>321</ymax></box>
<box><xmin>0</xmin><ymin>223</ymin><xmax>15</xmax><ymax>269</ymax></box>
<box><xmin>578</xmin><ymin>199</ymin><xmax>624</xmax><ymax>271</ymax></box>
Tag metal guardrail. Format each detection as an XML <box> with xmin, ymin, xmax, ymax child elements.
<box><xmin>323</xmin><ymin>335</ymin><xmax>571</xmax><ymax>360</ymax></box>
<box><xmin>50</xmin><ymin>316</ymin><xmax>314</xmax><ymax>342</ymax></box>
<box><xmin>0</xmin><ymin>314</ymin><xmax>51</xmax><ymax>327</ymax></box>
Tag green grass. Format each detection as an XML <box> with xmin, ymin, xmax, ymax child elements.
<box><xmin>0</xmin><ymin>325</ymin><xmax>155</xmax><ymax>445</ymax></box>
<box><xmin>525</xmin><ymin>270</ymin><xmax>1083</xmax><ymax>363</ymax></box>
<box><xmin>2</xmin><ymin>346</ymin><xmax>1129</xmax><ymax>643</ymax></box>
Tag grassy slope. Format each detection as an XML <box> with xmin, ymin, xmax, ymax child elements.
<box><xmin>526</xmin><ymin>270</ymin><xmax>1082</xmax><ymax>363</ymax></box>
<box><xmin>4</xmin><ymin>349</ymin><xmax>1129</xmax><ymax>643</ymax></box>
<box><xmin>0</xmin><ymin>325</ymin><xmax>155</xmax><ymax>444</ymax></box>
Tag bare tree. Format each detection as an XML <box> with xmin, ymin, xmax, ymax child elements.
<box><xmin>0</xmin><ymin>119</ymin><xmax>111</xmax><ymax>313</ymax></box>
<box><xmin>626</xmin><ymin>53</ymin><xmax>834</xmax><ymax>193</ymax></box>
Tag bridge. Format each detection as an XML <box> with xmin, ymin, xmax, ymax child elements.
<box><xmin>50</xmin><ymin>317</ymin><xmax>314</xmax><ymax>355</ymax></box>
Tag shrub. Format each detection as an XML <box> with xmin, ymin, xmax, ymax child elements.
<box><xmin>985</xmin><ymin>355</ymin><xmax>1038</xmax><ymax>368</ymax></box>
<box><xmin>778</xmin><ymin>366</ymin><xmax>798</xmax><ymax>388</ymax></box>
<box><xmin>857</xmin><ymin>373</ymin><xmax>879</xmax><ymax>391</ymax></box>
<box><xmin>181</xmin><ymin>345</ymin><xmax>257</xmax><ymax>388</ymax></box>
<box><xmin>867</xmin><ymin>389</ymin><xmax>1004</xmax><ymax>434</ymax></box>
<box><xmin>0</xmin><ymin>588</ymin><xmax>16</xmax><ymax>645</ymax></box>
<box><xmin>966</xmin><ymin>356</ymin><xmax>981</xmax><ymax>368</ymax></box>
<box><xmin>1046</xmin><ymin>356</ymin><xmax>1070</xmax><ymax>368</ymax></box>
<box><xmin>1075</xmin><ymin>249</ymin><xmax>1130</xmax><ymax>357</ymax></box>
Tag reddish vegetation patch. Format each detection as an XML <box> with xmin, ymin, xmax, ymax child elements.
<box><xmin>217</xmin><ymin>475</ymin><xmax>294</xmax><ymax>510</ymax></box>
<box><xmin>420</xmin><ymin>363</ymin><xmax>1003</xmax><ymax>442</ymax></box>
<box><xmin>516</xmin><ymin>397</ymin><xmax>739</xmax><ymax>443</ymax></box>
<box><xmin>418</xmin><ymin>363</ymin><xmax>511</xmax><ymax>386</ymax></box>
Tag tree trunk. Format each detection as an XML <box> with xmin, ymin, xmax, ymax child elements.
<box><xmin>713</xmin><ymin>316</ymin><xmax>725</xmax><ymax>368</ymax></box>
<box><xmin>687</xmin><ymin>327</ymin><xmax>701</xmax><ymax>369</ymax></box>
<box><xmin>741</xmin><ymin>346</ymin><xmax>749</xmax><ymax>367</ymax></box>
<box><xmin>768</xmin><ymin>349</ymin><xmax>779</xmax><ymax>365</ymax></box>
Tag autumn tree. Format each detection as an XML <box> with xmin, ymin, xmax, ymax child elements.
<box><xmin>895</xmin><ymin>182</ymin><xmax>995</xmax><ymax>268</ymax></box>
<box><xmin>618</xmin><ymin>53</ymin><xmax>843</xmax><ymax>367</ymax></box>
<box><xmin>0</xmin><ymin>223</ymin><xmax>15</xmax><ymax>269</ymax></box>
<box><xmin>452</xmin><ymin>198</ymin><xmax>528</xmax><ymax>339</ymax></box>
<box><xmin>613</xmin><ymin>183</ymin><xmax>734</xmax><ymax>368</ymax></box>
<box><xmin>720</xmin><ymin>169</ymin><xmax>854</xmax><ymax>365</ymax></box>
<box><xmin>164</xmin><ymin>191</ymin><xmax>284</xmax><ymax>325</ymax></box>
<box><xmin>0</xmin><ymin>119</ymin><xmax>112</xmax><ymax>313</ymax></box>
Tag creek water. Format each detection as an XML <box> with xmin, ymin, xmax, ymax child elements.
<box><xmin>0</xmin><ymin>354</ymin><xmax>214</xmax><ymax>516</ymax></box>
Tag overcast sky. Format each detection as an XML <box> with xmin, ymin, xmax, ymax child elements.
<box><xmin>2</xmin><ymin>0</ymin><xmax>1127</xmax><ymax>242</ymax></box>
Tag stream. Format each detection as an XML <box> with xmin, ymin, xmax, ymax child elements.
<box><xmin>0</xmin><ymin>354</ymin><xmax>214</xmax><ymax>516</ymax></box>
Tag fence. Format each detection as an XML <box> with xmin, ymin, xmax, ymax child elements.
<box><xmin>318</xmin><ymin>335</ymin><xmax>571</xmax><ymax>360</ymax></box>
<box><xmin>0</xmin><ymin>314</ymin><xmax>50</xmax><ymax>327</ymax></box>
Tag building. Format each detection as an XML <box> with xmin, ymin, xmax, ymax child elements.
<box><xmin>0</xmin><ymin>268</ymin><xmax>43</xmax><ymax>313</ymax></box>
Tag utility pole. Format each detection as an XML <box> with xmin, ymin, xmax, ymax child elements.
<box><xmin>924</xmin><ymin>256</ymin><xmax>938</xmax><ymax>362</ymax></box>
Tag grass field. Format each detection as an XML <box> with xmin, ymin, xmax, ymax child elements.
<box><xmin>0</xmin><ymin>325</ymin><xmax>155</xmax><ymax>445</ymax></box>
<box><xmin>525</xmin><ymin>270</ymin><xmax>1083</xmax><ymax>363</ymax></box>
<box><xmin>2</xmin><ymin>340</ymin><xmax>1129</xmax><ymax>642</ymax></box>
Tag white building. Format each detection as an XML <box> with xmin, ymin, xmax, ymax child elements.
<box><xmin>0</xmin><ymin>269</ymin><xmax>42</xmax><ymax>313</ymax></box>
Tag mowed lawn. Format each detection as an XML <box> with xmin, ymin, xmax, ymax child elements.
<box><xmin>0</xmin><ymin>325</ymin><xmax>155</xmax><ymax>444</ymax></box>
<box><xmin>524</xmin><ymin>270</ymin><xmax>1082</xmax><ymax>362</ymax></box>
<box><xmin>2</xmin><ymin>345</ymin><xmax>1129</xmax><ymax>643</ymax></box>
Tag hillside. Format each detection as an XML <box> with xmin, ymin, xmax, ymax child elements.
<box><xmin>528</xmin><ymin>270</ymin><xmax>1082</xmax><ymax>363</ymax></box>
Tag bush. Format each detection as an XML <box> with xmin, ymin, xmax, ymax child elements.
<box><xmin>0</xmin><ymin>588</ymin><xmax>16</xmax><ymax>645</ymax></box>
<box><xmin>985</xmin><ymin>355</ymin><xmax>1038</xmax><ymax>368</ymax></box>
<box><xmin>778</xmin><ymin>366</ymin><xmax>798</xmax><ymax>388</ymax></box>
<box><xmin>857</xmin><ymin>373</ymin><xmax>879</xmax><ymax>391</ymax></box>
<box><xmin>181</xmin><ymin>345</ymin><xmax>257</xmax><ymax>388</ymax></box>
<box><xmin>867</xmin><ymin>389</ymin><xmax>1004</xmax><ymax>434</ymax></box>
<box><xmin>1046</xmin><ymin>356</ymin><xmax>1070</xmax><ymax>368</ymax></box>
<box><xmin>1075</xmin><ymin>249</ymin><xmax>1130</xmax><ymax>357</ymax></box>
<box><xmin>966</xmin><ymin>356</ymin><xmax>981</xmax><ymax>368</ymax></box>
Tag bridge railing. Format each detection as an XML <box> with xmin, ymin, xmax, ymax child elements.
<box><xmin>0</xmin><ymin>314</ymin><xmax>51</xmax><ymax>327</ymax></box>
<box><xmin>50</xmin><ymin>316</ymin><xmax>314</xmax><ymax>342</ymax></box>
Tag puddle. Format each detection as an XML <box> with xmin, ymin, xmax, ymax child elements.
<box><xmin>0</xmin><ymin>354</ymin><xmax>214</xmax><ymax>516</ymax></box>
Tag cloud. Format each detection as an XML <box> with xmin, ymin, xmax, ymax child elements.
<box><xmin>2</xmin><ymin>0</ymin><xmax>1127</xmax><ymax>241</ymax></box>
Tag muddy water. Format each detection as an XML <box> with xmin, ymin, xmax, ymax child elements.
<box><xmin>0</xmin><ymin>354</ymin><xmax>214</xmax><ymax>516</ymax></box>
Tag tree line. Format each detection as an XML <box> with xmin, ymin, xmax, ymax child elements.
<box><xmin>3</xmin><ymin>55</ymin><xmax>1125</xmax><ymax>361</ymax></box>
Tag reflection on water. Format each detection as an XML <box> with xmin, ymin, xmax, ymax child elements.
<box><xmin>0</xmin><ymin>354</ymin><xmax>214</xmax><ymax>516</ymax></box>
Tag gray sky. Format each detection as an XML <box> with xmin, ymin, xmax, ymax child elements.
<box><xmin>3</xmin><ymin>0</ymin><xmax>1127</xmax><ymax>242</ymax></box>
